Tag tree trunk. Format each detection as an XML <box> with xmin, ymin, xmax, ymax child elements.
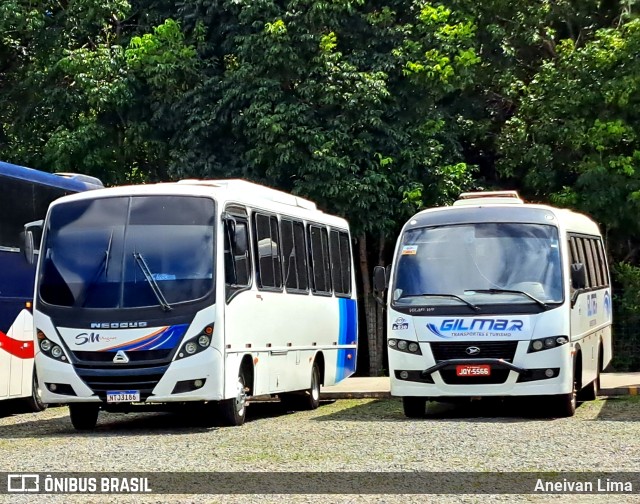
<box><xmin>358</xmin><ymin>232</ymin><xmax>386</xmax><ymax>377</ymax></box>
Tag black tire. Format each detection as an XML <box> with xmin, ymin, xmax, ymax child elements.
<box><xmin>403</xmin><ymin>397</ymin><xmax>427</xmax><ymax>418</ymax></box>
<box><xmin>280</xmin><ymin>361</ymin><xmax>322</xmax><ymax>411</ymax></box>
<box><xmin>302</xmin><ymin>361</ymin><xmax>322</xmax><ymax>410</ymax></box>
<box><xmin>579</xmin><ymin>347</ymin><xmax>601</xmax><ymax>402</ymax></box>
<box><xmin>554</xmin><ymin>365</ymin><xmax>577</xmax><ymax>418</ymax></box>
<box><xmin>220</xmin><ymin>371</ymin><xmax>247</xmax><ymax>426</ymax></box>
<box><xmin>69</xmin><ymin>404</ymin><xmax>100</xmax><ymax>430</ymax></box>
<box><xmin>24</xmin><ymin>371</ymin><xmax>47</xmax><ymax>412</ymax></box>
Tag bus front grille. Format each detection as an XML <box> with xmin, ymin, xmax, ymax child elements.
<box><xmin>429</xmin><ymin>341</ymin><xmax>519</xmax><ymax>362</ymax></box>
<box><xmin>74</xmin><ymin>364</ymin><xmax>169</xmax><ymax>400</ymax></box>
<box><xmin>71</xmin><ymin>349</ymin><xmax>173</xmax><ymax>364</ymax></box>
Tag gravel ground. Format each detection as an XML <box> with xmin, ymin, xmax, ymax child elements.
<box><xmin>0</xmin><ymin>396</ymin><xmax>638</xmax><ymax>503</ymax></box>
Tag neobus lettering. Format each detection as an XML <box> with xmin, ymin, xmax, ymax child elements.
<box><xmin>440</xmin><ymin>319</ymin><xmax>524</xmax><ymax>332</ymax></box>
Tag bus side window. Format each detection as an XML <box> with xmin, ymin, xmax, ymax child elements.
<box><xmin>224</xmin><ymin>218</ymin><xmax>251</xmax><ymax>299</ymax></box>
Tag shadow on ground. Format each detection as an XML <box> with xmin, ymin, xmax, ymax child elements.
<box><xmin>313</xmin><ymin>396</ymin><xmax>640</xmax><ymax>423</ymax></box>
<box><xmin>0</xmin><ymin>400</ymin><xmax>300</xmax><ymax>438</ymax></box>
<box><xmin>591</xmin><ymin>395</ymin><xmax>640</xmax><ymax>422</ymax></box>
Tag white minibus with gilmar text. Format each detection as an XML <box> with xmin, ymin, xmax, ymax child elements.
<box><xmin>26</xmin><ymin>179</ymin><xmax>357</xmax><ymax>429</ymax></box>
<box><xmin>374</xmin><ymin>191</ymin><xmax>612</xmax><ymax>418</ymax></box>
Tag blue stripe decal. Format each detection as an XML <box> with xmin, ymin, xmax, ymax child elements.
<box><xmin>336</xmin><ymin>298</ymin><xmax>357</xmax><ymax>382</ymax></box>
<box><xmin>107</xmin><ymin>324</ymin><xmax>188</xmax><ymax>352</ymax></box>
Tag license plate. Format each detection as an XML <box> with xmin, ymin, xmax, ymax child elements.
<box><xmin>106</xmin><ymin>390</ymin><xmax>140</xmax><ymax>403</ymax></box>
<box><xmin>456</xmin><ymin>365</ymin><xmax>491</xmax><ymax>377</ymax></box>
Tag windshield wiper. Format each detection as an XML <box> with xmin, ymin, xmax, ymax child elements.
<box><xmin>464</xmin><ymin>288</ymin><xmax>549</xmax><ymax>310</ymax></box>
<box><xmin>133</xmin><ymin>252</ymin><xmax>173</xmax><ymax>312</ymax></box>
<box><xmin>76</xmin><ymin>229</ymin><xmax>113</xmax><ymax>307</ymax></box>
<box><xmin>398</xmin><ymin>293</ymin><xmax>480</xmax><ymax>311</ymax></box>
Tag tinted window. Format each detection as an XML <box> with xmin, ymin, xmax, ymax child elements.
<box><xmin>281</xmin><ymin>219</ymin><xmax>309</xmax><ymax>292</ymax></box>
<box><xmin>225</xmin><ymin>219</ymin><xmax>251</xmax><ymax>288</ymax></box>
<box><xmin>0</xmin><ymin>176</ymin><xmax>69</xmax><ymax>249</ymax></box>
<box><xmin>329</xmin><ymin>230</ymin><xmax>352</xmax><ymax>296</ymax></box>
<box><xmin>254</xmin><ymin>213</ymin><xmax>282</xmax><ymax>289</ymax></box>
<box><xmin>309</xmin><ymin>225</ymin><xmax>331</xmax><ymax>294</ymax></box>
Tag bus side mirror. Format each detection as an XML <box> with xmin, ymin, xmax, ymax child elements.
<box><xmin>373</xmin><ymin>266</ymin><xmax>387</xmax><ymax>292</ymax></box>
<box><xmin>22</xmin><ymin>220</ymin><xmax>43</xmax><ymax>266</ymax></box>
<box><xmin>571</xmin><ymin>263</ymin><xmax>587</xmax><ymax>290</ymax></box>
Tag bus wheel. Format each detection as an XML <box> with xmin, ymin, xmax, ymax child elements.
<box><xmin>579</xmin><ymin>345</ymin><xmax>602</xmax><ymax>402</ymax></box>
<box><xmin>24</xmin><ymin>372</ymin><xmax>47</xmax><ymax>412</ymax></box>
<box><xmin>280</xmin><ymin>361</ymin><xmax>322</xmax><ymax>411</ymax></box>
<box><xmin>220</xmin><ymin>372</ymin><xmax>247</xmax><ymax>426</ymax></box>
<box><xmin>403</xmin><ymin>397</ymin><xmax>426</xmax><ymax>418</ymax></box>
<box><xmin>69</xmin><ymin>404</ymin><xmax>100</xmax><ymax>430</ymax></box>
<box><xmin>554</xmin><ymin>367</ymin><xmax>577</xmax><ymax>418</ymax></box>
<box><xmin>305</xmin><ymin>361</ymin><xmax>322</xmax><ymax>410</ymax></box>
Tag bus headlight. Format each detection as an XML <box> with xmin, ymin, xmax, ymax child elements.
<box><xmin>36</xmin><ymin>329</ymin><xmax>69</xmax><ymax>363</ymax></box>
<box><xmin>528</xmin><ymin>336</ymin><xmax>570</xmax><ymax>353</ymax></box>
<box><xmin>388</xmin><ymin>339</ymin><xmax>422</xmax><ymax>355</ymax></box>
<box><xmin>175</xmin><ymin>324</ymin><xmax>214</xmax><ymax>361</ymax></box>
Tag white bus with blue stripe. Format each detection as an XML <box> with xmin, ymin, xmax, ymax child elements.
<box><xmin>374</xmin><ymin>191</ymin><xmax>612</xmax><ymax>418</ymax></box>
<box><xmin>27</xmin><ymin>179</ymin><xmax>357</xmax><ymax>429</ymax></box>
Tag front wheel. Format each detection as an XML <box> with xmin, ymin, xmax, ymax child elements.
<box><xmin>553</xmin><ymin>366</ymin><xmax>577</xmax><ymax>418</ymax></box>
<box><xmin>219</xmin><ymin>372</ymin><xmax>247</xmax><ymax>426</ymax></box>
<box><xmin>403</xmin><ymin>397</ymin><xmax>427</xmax><ymax>418</ymax></box>
<box><xmin>24</xmin><ymin>371</ymin><xmax>47</xmax><ymax>412</ymax></box>
<box><xmin>69</xmin><ymin>404</ymin><xmax>100</xmax><ymax>430</ymax></box>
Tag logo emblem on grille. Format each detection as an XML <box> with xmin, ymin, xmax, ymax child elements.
<box><xmin>465</xmin><ymin>346</ymin><xmax>480</xmax><ymax>356</ymax></box>
<box><xmin>113</xmin><ymin>351</ymin><xmax>129</xmax><ymax>363</ymax></box>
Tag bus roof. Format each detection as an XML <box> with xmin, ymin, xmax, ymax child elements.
<box><xmin>406</xmin><ymin>194</ymin><xmax>601</xmax><ymax>236</ymax></box>
<box><xmin>47</xmin><ymin>179</ymin><xmax>350</xmax><ymax>228</ymax></box>
<box><xmin>0</xmin><ymin>160</ymin><xmax>103</xmax><ymax>192</ymax></box>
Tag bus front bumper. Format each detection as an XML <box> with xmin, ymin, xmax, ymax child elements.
<box><xmin>35</xmin><ymin>347</ymin><xmax>225</xmax><ymax>404</ymax></box>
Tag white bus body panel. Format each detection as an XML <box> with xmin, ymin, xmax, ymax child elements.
<box><xmin>0</xmin><ymin>309</ymin><xmax>35</xmax><ymax>401</ymax></box>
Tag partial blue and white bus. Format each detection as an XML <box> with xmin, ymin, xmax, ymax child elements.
<box><xmin>0</xmin><ymin>161</ymin><xmax>102</xmax><ymax>410</ymax></box>
<box><xmin>374</xmin><ymin>191</ymin><xmax>612</xmax><ymax>418</ymax></box>
<box><xmin>26</xmin><ymin>179</ymin><xmax>357</xmax><ymax>429</ymax></box>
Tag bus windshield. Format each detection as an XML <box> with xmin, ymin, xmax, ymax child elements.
<box><xmin>392</xmin><ymin>223</ymin><xmax>563</xmax><ymax>308</ymax></box>
<box><xmin>39</xmin><ymin>195</ymin><xmax>215</xmax><ymax>309</ymax></box>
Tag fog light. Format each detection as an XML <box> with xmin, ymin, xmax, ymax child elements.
<box><xmin>194</xmin><ymin>379</ymin><xmax>204</xmax><ymax>388</ymax></box>
<box><xmin>532</xmin><ymin>340</ymin><xmax>543</xmax><ymax>351</ymax></box>
<box><xmin>388</xmin><ymin>340</ymin><xmax>397</xmax><ymax>347</ymax></box>
<box><xmin>399</xmin><ymin>371</ymin><xmax>409</xmax><ymax>379</ymax></box>
<box><xmin>49</xmin><ymin>383</ymin><xmax>57</xmax><ymax>391</ymax></box>
<box><xmin>40</xmin><ymin>339</ymin><xmax>52</xmax><ymax>352</ymax></box>
<box><xmin>51</xmin><ymin>346</ymin><xmax>63</xmax><ymax>358</ymax></box>
<box><xmin>198</xmin><ymin>335</ymin><xmax>210</xmax><ymax>348</ymax></box>
<box><xmin>408</xmin><ymin>343</ymin><xmax>419</xmax><ymax>353</ymax></box>
<box><xmin>544</xmin><ymin>338</ymin><xmax>555</xmax><ymax>348</ymax></box>
<box><xmin>397</xmin><ymin>340</ymin><xmax>408</xmax><ymax>350</ymax></box>
<box><xmin>185</xmin><ymin>342</ymin><xmax>198</xmax><ymax>355</ymax></box>
<box><xmin>545</xmin><ymin>368</ymin><xmax>555</xmax><ymax>378</ymax></box>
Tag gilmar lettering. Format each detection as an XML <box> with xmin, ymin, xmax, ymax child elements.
<box><xmin>90</xmin><ymin>322</ymin><xmax>148</xmax><ymax>329</ymax></box>
<box><xmin>440</xmin><ymin>319</ymin><xmax>523</xmax><ymax>332</ymax></box>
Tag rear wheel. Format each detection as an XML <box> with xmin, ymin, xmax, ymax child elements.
<box><xmin>24</xmin><ymin>371</ymin><xmax>47</xmax><ymax>412</ymax></box>
<box><xmin>280</xmin><ymin>361</ymin><xmax>322</xmax><ymax>411</ymax></box>
<box><xmin>220</xmin><ymin>371</ymin><xmax>247</xmax><ymax>426</ymax></box>
<box><xmin>69</xmin><ymin>404</ymin><xmax>100</xmax><ymax>430</ymax></box>
<box><xmin>403</xmin><ymin>397</ymin><xmax>427</xmax><ymax>418</ymax></box>
<box><xmin>579</xmin><ymin>347</ymin><xmax>602</xmax><ymax>402</ymax></box>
